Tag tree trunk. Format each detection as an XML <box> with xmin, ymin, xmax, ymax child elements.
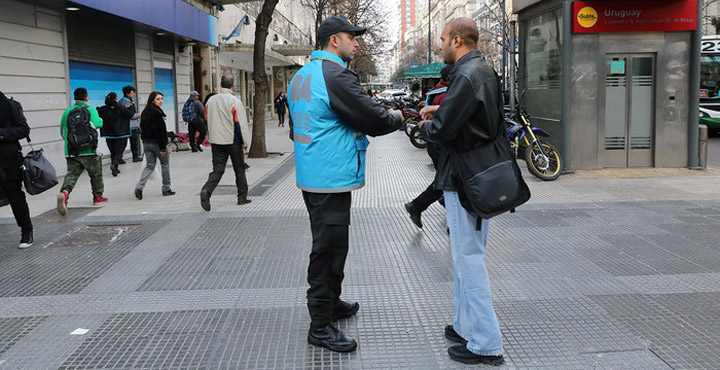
<box><xmin>249</xmin><ymin>0</ymin><xmax>279</xmax><ymax>158</ymax></box>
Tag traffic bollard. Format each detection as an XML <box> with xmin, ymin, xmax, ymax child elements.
<box><xmin>699</xmin><ymin>124</ymin><xmax>708</xmax><ymax>169</ymax></box>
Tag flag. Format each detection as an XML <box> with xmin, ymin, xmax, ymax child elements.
<box><xmin>222</xmin><ymin>14</ymin><xmax>248</xmax><ymax>41</ymax></box>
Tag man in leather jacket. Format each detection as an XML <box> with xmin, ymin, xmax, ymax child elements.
<box><xmin>419</xmin><ymin>17</ymin><xmax>505</xmax><ymax>366</ymax></box>
<box><xmin>288</xmin><ymin>16</ymin><xmax>403</xmax><ymax>353</ymax></box>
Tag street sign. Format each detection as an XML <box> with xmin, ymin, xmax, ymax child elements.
<box><xmin>410</xmin><ymin>62</ymin><xmax>419</xmax><ymax>68</ymax></box>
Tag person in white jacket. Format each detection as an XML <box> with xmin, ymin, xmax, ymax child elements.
<box><xmin>199</xmin><ymin>74</ymin><xmax>251</xmax><ymax>211</ymax></box>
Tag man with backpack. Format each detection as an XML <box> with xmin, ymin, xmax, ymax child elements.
<box><xmin>57</xmin><ymin>87</ymin><xmax>106</xmax><ymax>216</ymax></box>
<box><xmin>183</xmin><ymin>91</ymin><xmax>206</xmax><ymax>152</ymax></box>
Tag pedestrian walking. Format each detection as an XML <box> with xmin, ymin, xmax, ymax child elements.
<box><xmin>288</xmin><ymin>16</ymin><xmax>403</xmax><ymax>353</ymax></box>
<box><xmin>203</xmin><ymin>87</ymin><xmax>218</xmax><ymax>106</ymax></box>
<box><xmin>273</xmin><ymin>91</ymin><xmax>288</xmax><ymax>127</ymax></box>
<box><xmin>419</xmin><ymin>17</ymin><xmax>506</xmax><ymax>366</ymax></box>
<box><xmin>199</xmin><ymin>74</ymin><xmax>250</xmax><ymax>211</ymax></box>
<box><xmin>119</xmin><ymin>86</ymin><xmax>143</xmax><ymax>162</ymax></box>
<box><xmin>134</xmin><ymin>91</ymin><xmax>174</xmax><ymax>199</ymax></box>
<box><xmin>404</xmin><ymin>65</ymin><xmax>452</xmax><ymax>228</ymax></box>
<box><xmin>57</xmin><ymin>87</ymin><xmax>106</xmax><ymax>216</ymax></box>
<box><xmin>0</xmin><ymin>91</ymin><xmax>33</xmax><ymax>248</ymax></box>
<box><xmin>182</xmin><ymin>91</ymin><xmax>206</xmax><ymax>152</ymax></box>
<box><xmin>98</xmin><ymin>92</ymin><xmax>132</xmax><ymax>177</ymax></box>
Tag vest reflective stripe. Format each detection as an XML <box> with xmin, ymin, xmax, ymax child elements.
<box><xmin>425</xmin><ymin>87</ymin><xmax>448</xmax><ymax>106</ymax></box>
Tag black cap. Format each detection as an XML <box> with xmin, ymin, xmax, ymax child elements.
<box><xmin>318</xmin><ymin>16</ymin><xmax>366</xmax><ymax>39</ymax></box>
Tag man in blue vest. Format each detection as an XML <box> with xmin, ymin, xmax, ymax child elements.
<box><xmin>288</xmin><ymin>15</ymin><xmax>403</xmax><ymax>352</ymax></box>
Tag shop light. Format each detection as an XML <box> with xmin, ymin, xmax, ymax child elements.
<box><xmin>66</xmin><ymin>7</ymin><xmax>80</xmax><ymax>11</ymax></box>
<box><xmin>156</xmin><ymin>32</ymin><xmax>166</xmax><ymax>36</ymax></box>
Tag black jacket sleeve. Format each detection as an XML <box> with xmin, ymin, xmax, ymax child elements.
<box><xmin>324</xmin><ymin>62</ymin><xmax>402</xmax><ymax>137</ymax></box>
<box><xmin>0</xmin><ymin>100</ymin><xmax>30</xmax><ymax>142</ymax></box>
<box><xmin>422</xmin><ymin>72</ymin><xmax>498</xmax><ymax>149</ymax></box>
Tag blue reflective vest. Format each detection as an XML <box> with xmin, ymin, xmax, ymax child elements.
<box><xmin>288</xmin><ymin>51</ymin><xmax>370</xmax><ymax>193</ymax></box>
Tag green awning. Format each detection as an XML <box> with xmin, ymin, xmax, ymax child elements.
<box><xmin>403</xmin><ymin>62</ymin><xmax>446</xmax><ymax>78</ymax></box>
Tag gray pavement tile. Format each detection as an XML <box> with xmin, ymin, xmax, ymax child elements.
<box><xmin>0</xmin><ymin>316</ymin><xmax>46</xmax><ymax>358</ymax></box>
<box><xmin>651</xmin><ymin>344</ymin><xmax>720</xmax><ymax>370</ymax></box>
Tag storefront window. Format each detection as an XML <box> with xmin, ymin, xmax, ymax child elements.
<box><xmin>522</xmin><ymin>8</ymin><xmax>563</xmax><ymax>124</ymax></box>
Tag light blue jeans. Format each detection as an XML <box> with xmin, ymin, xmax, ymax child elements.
<box><xmin>444</xmin><ymin>190</ymin><xmax>503</xmax><ymax>356</ymax></box>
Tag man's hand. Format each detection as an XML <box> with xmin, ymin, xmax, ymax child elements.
<box><xmin>388</xmin><ymin>109</ymin><xmax>404</xmax><ymax>121</ymax></box>
<box><xmin>243</xmin><ymin>146</ymin><xmax>248</xmax><ymax>154</ymax></box>
<box><xmin>418</xmin><ymin>120</ymin><xmax>432</xmax><ymax>129</ymax></box>
<box><xmin>160</xmin><ymin>151</ymin><xmax>166</xmax><ymax>157</ymax></box>
<box><xmin>420</xmin><ymin>105</ymin><xmax>440</xmax><ymax>121</ymax></box>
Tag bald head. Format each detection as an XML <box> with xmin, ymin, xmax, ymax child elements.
<box><xmin>447</xmin><ymin>17</ymin><xmax>478</xmax><ymax>49</ymax></box>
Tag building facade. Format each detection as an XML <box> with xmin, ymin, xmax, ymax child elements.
<box><xmin>515</xmin><ymin>0</ymin><xmax>701</xmax><ymax>169</ymax></box>
<box><xmin>216</xmin><ymin>2</ymin><xmax>313</xmax><ymax>120</ymax></box>
<box><xmin>0</xmin><ymin>0</ymin><xmax>220</xmax><ymax>175</ymax></box>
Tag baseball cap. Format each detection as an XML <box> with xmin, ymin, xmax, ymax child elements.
<box><xmin>190</xmin><ymin>91</ymin><xmax>200</xmax><ymax>97</ymax></box>
<box><xmin>318</xmin><ymin>16</ymin><xmax>366</xmax><ymax>39</ymax></box>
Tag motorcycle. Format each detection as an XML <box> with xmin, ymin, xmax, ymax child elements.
<box><xmin>505</xmin><ymin>92</ymin><xmax>563</xmax><ymax>181</ymax></box>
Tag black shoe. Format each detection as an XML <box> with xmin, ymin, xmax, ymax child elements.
<box><xmin>134</xmin><ymin>188</ymin><xmax>143</xmax><ymax>200</ymax></box>
<box><xmin>191</xmin><ymin>147</ymin><xmax>198</xmax><ymax>153</ymax></box>
<box><xmin>307</xmin><ymin>324</ymin><xmax>357</xmax><ymax>352</ymax></box>
<box><xmin>404</xmin><ymin>202</ymin><xmax>423</xmax><ymax>228</ymax></box>
<box><xmin>133</xmin><ymin>157</ymin><xmax>143</xmax><ymax>162</ymax></box>
<box><xmin>196</xmin><ymin>145</ymin><xmax>203</xmax><ymax>152</ymax></box>
<box><xmin>445</xmin><ymin>325</ymin><xmax>467</xmax><ymax>344</ymax></box>
<box><xmin>118</xmin><ymin>159</ymin><xmax>126</xmax><ymax>165</ymax></box>
<box><xmin>331</xmin><ymin>300</ymin><xmax>360</xmax><ymax>321</ymax></box>
<box><xmin>448</xmin><ymin>345</ymin><xmax>504</xmax><ymax>366</ymax></box>
<box><xmin>19</xmin><ymin>231</ymin><xmax>33</xmax><ymax>249</ymax></box>
<box><xmin>237</xmin><ymin>198</ymin><xmax>252</xmax><ymax>205</ymax></box>
<box><xmin>0</xmin><ymin>196</ymin><xmax>8</xmax><ymax>207</ymax></box>
<box><xmin>200</xmin><ymin>190</ymin><xmax>211</xmax><ymax>211</ymax></box>
<box><xmin>162</xmin><ymin>190</ymin><xmax>176</xmax><ymax>196</ymax></box>
<box><xmin>110</xmin><ymin>164</ymin><xmax>119</xmax><ymax>177</ymax></box>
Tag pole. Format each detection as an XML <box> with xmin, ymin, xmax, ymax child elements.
<box><xmin>689</xmin><ymin>0</ymin><xmax>702</xmax><ymax>168</ymax></box>
<box><xmin>428</xmin><ymin>0</ymin><xmax>432</xmax><ymax>64</ymax></box>
<box><xmin>501</xmin><ymin>0</ymin><xmax>507</xmax><ymax>89</ymax></box>
<box><xmin>509</xmin><ymin>20</ymin><xmax>516</xmax><ymax>115</ymax></box>
<box><xmin>561</xmin><ymin>0</ymin><xmax>572</xmax><ymax>172</ymax></box>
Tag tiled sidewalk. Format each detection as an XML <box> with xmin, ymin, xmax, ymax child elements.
<box><xmin>1</xmin><ymin>125</ymin><xmax>719</xmax><ymax>369</ymax></box>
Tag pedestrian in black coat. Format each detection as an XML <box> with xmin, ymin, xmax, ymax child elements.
<box><xmin>274</xmin><ymin>91</ymin><xmax>288</xmax><ymax>127</ymax></box>
<box><xmin>98</xmin><ymin>92</ymin><xmax>132</xmax><ymax>176</ymax></box>
<box><xmin>0</xmin><ymin>91</ymin><xmax>33</xmax><ymax>249</ymax></box>
<box><xmin>135</xmin><ymin>91</ymin><xmax>174</xmax><ymax>199</ymax></box>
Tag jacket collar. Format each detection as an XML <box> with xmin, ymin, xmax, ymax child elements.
<box><xmin>219</xmin><ymin>87</ymin><xmax>234</xmax><ymax>94</ymax></box>
<box><xmin>120</xmin><ymin>96</ymin><xmax>133</xmax><ymax>103</ymax></box>
<box><xmin>74</xmin><ymin>101</ymin><xmax>89</xmax><ymax>107</ymax></box>
<box><xmin>311</xmin><ymin>50</ymin><xmax>346</xmax><ymax>68</ymax></box>
<box><xmin>455</xmin><ymin>50</ymin><xmax>480</xmax><ymax>68</ymax></box>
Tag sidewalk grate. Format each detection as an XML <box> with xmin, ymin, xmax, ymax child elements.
<box><xmin>0</xmin><ymin>316</ymin><xmax>46</xmax><ymax>358</ymax></box>
<box><xmin>248</xmin><ymin>154</ymin><xmax>295</xmax><ymax>197</ymax></box>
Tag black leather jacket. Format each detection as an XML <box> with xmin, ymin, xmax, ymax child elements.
<box><xmin>0</xmin><ymin>94</ymin><xmax>30</xmax><ymax>172</ymax></box>
<box><xmin>422</xmin><ymin>50</ymin><xmax>504</xmax><ymax>190</ymax></box>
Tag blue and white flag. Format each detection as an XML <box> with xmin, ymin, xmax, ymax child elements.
<box><xmin>222</xmin><ymin>14</ymin><xmax>248</xmax><ymax>41</ymax></box>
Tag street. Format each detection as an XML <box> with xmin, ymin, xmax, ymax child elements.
<box><xmin>1</xmin><ymin>122</ymin><xmax>720</xmax><ymax>369</ymax></box>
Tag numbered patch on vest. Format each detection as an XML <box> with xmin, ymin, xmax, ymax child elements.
<box><xmin>290</xmin><ymin>74</ymin><xmax>312</xmax><ymax>103</ymax></box>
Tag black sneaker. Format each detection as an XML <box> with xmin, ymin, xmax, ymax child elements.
<box><xmin>110</xmin><ymin>164</ymin><xmax>119</xmax><ymax>177</ymax></box>
<box><xmin>0</xmin><ymin>196</ymin><xmax>9</xmax><ymax>207</ymax></box>
<box><xmin>444</xmin><ymin>325</ymin><xmax>467</xmax><ymax>344</ymax></box>
<box><xmin>118</xmin><ymin>159</ymin><xmax>126</xmax><ymax>165</ymax></box>
<box><xmin>19</xmin><ymin>231</ymin><xmax>33</xmax><ymax>249</ymax></box>
<box><xmin>307</xmin><ymin>324</ymin><xmax>357</xmax><ymax>352</ymax></box>
<box><xmin>404</xmin><ymin>202</ymin><xmax>423</xmax><ymax>228</ymax></box>
<box><xmin>448</xmin><ymin>345</ymin><xmax>504</xmax><ymax>366</ymax></box>
<box><xmin>200</xmin><ymin>190</ymin><xmax>211</xmax><ymax>211</ymax></box>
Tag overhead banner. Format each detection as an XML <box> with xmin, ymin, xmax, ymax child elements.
<box><xmin>573</xmin><ymin>0</ymin><xmax>698</xmax><ymax>33</ymax></box>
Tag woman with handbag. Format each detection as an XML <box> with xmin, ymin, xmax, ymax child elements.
<box><xmin>134</xmin><ymin>91</ymin><xmax>175</xmax><ymax>200</ymax></box>
<box><xmin>0</xmin><ymin>91</ymin><xmax>33</xmax><ymax>249</ymax></box>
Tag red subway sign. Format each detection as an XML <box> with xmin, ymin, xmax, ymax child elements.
<box><xmin>573</xmin><ymin>0</ymin><xmax>697</xmax><ymax>33</ymax></box>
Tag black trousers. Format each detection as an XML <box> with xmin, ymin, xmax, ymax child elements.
<box><xmin>302</xmin><ymin>191</ymin><xmax>351</xmax><ymax>328</ymax></box>
<box><xmin>201</xmin><ymin>143</ymin><xmax>248</xmax><ymax>199</ymax></box>
<box><xmin>106</xmin><ymin>138</ymin><xmax>127</xmax><ymax>166</ymax></box>
<box><xmin>188</xmin><ymin>119</ymin><xmax>206</xmax><ymax>149</ymax></box>
<box><xmin>0</xmin><ymin>166</ymin><xmax>32</xmax><ymax>233</ymax></box>
<box><xmin>130</xmin><ymin>128</ymin><xmax>142</xmax><ymax>158</ymax></box>
<box><xmin>411</xmin><ymin>184</ymin><xmax>444</xmax><ymax>212</ymax></box>
<box><xmin>278</xmin><ymin>111</ymin><xmax>285</xmax><ymax>124</ymax></box>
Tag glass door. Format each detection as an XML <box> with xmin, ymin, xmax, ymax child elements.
<box><xmin>603</xmin><ymin>54</ymin><xmax>655</xmax><ymax>167</ymax></box>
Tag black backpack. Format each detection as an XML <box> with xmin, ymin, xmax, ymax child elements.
<box><xmin>66</xmin><ymin>106</ymin><xmax>98</xmax><ymax>154</ymax></box>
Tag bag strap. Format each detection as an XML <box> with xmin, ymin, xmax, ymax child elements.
<box><xmin>26</xmin><ymin>136</ymin><xmax>35</xmax><ymax>152</ymax></box>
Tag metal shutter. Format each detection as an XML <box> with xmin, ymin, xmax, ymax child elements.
<box><xmin>67</xmin><ymin>10</ymin><xmax>135</xmax><ymax>67</ymax></box>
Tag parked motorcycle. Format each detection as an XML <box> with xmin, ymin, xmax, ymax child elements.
<box><xmin>505</xmin><ymin>92</ymin><xmax>563</xmax><ymax>181</ymax></box>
